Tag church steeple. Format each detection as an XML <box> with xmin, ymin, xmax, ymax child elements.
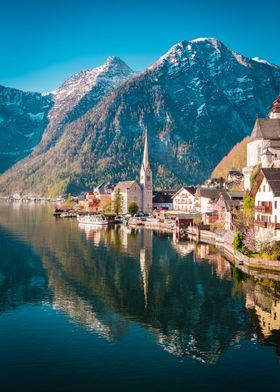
<box><xmin>140</xmin><ymin>129</ymin><xmax>153</xmax><ymax>213</ymax></box>
<box><xmin>269</xmin><ymin>95</ymin><xmax>280</xmax><ymax>119</ymax></box>
<box><xmin>142</xmin><ymin>128</ymin><xmax>151</xmax><ymax>170</ymax></box>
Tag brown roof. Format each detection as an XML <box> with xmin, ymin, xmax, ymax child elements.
<box><xmin>250</xmin><ymin>168</ymin><xmax>280</xmax><ymax>197</ymax></box>
<box><xmin>262</xmin><ymin>168</ymin><xmax>280</xmax><ymax>196</ymax></box>
<box><xmin>197</xmin><ymin>187</ymin><xmax>227</xmax><ymax>200</ymax></box>
<box><xmin>172</xmin><ymin>186</ymin><xmax>197</xmax><ymax>198</ymax></box>
<box><xmin>251</xmin><ymin>118</ymin><xmax>280</xmax><ymax>140</ymax></box>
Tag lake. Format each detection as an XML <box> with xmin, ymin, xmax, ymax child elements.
<box><xmin>0</xmin><ymin>204</ymin><xmax>280</xmax><ymax>391</ymax></box>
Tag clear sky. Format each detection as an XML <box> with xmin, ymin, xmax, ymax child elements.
<box><xmin>1</xmin><ymin>0</ymin><xmax>279</xmax><ymax>92</ymax></box>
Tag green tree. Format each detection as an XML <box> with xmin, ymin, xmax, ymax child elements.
<box><xmin>243</xmin><ymin>189</ymin><xmax>255</xmax><ymax>218</ymax></box>
<box><xmin>128</xmin><ymin>202</ymin><xmax>138</xmax><ymax>216</ymax></box>
<box><xmin>233</xmin><ymin>231</ymin><xmax>244</xmax><ymax>252</ymax></box>
<box><xmin>112</xmin><ymin>189</ymin><xmax>123</xmax><ymax>215</ymax></box>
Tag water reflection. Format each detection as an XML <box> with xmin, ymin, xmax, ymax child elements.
<box><xmin>1</xmin><ymin>205</ymin><xmax>280</xmax><ymax>362</ymax></box>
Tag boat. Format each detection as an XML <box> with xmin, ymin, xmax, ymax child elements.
<box><xmin>114</xmin><ymin>215</ymin><xmax>124</xmax><ymax>224</ymax></box>
<box><xmin>77</xmin><ymin>214</ymin><xmax>108</xmax><ymax>226</ymax></box>
<box><xmin>60</xmin><ymin>211</ymin><xmax>77</xmax><ymax>218</ymax></box>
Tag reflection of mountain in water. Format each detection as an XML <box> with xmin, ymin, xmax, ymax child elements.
<box><xmin>0</xmin><ymin>226</ymin><xmax>49</xmax><ymax>310</ymax></box>
<box><xmin>2</xmin><ymin>205</ymin><xmax>280</xmax><ymax>362</ymax></box>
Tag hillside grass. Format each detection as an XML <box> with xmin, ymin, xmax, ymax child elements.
<box><xmin>211</xmin><ymin>136</ymin><xmax>250</xmax><ymax>178</ymax></box>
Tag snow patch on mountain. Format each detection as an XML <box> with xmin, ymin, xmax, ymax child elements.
<box><xmin>28</xmin><ymin>112</ymin><xmax>45</xmax><ymax>121</ymax></box>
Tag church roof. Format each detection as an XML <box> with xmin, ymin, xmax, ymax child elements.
<box><xmin>115</xmin><ymin>180</ymin><xmax>139</xmax><ymax>192</ymax></box>
<box><xmin>251</xmin><ymin>118</ymin><xmax>280</xmax><ymax>140</ymax></box>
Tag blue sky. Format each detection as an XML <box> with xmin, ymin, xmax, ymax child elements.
<box><xmin>1</xmin><ymin>0</ymin><xmax>279</xmax><ymax>92</ymax></box>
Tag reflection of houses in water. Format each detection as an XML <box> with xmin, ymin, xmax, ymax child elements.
<box><xmin>245</xmin><ymin>280</ymin><xmax>280</xmax><ymax>343</ymax></box>
<box><xmin>172</xmin><ymin>232</ymin><xmax>195</xmax><ymax>256</ymax></box>
<box><xmin>139</xmin><ymin>229</ymin><xmax>153</xmax><ymax>308</ymax></box>
<box><xmin>194</xmin><ymin>243</ymin><xmax>231</xmax><ymax>279</ymax></box>
<box><xmin>78</xmin><ymin>224</ymin><xmax>107</xmax><ymax>245</ymax></box>
<box><xmin>78</xmin><ymin>224</ymin><xmax>143</xmax><ymax>256</ymax></box>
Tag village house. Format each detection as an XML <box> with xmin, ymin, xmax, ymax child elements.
<box><xmin>226</xmin><ymin>168</ymin><xmax>243</xmax><ymax>188</ymax></box>
<box><xmin>195</xmin><ymin>187</ymin><xmax>224</xmax><ymax>214</ymax></box>
<box><xmin>172</xmin><ymin>186</ymin><xmax>197</xmax><ymax>212</ymax></box>
<box><xmin>250</xmin><ymin>168</ymin><xmax>280</xmax><ymax>241</ymax></box>
<box><xmin>152</xmin><ymin>190</ymin><xmax>175</xmax><ymax>211</ymax></box>
<box><xmin>215</xmin><ymin>191</ymin><xmax>244</xmax><ymax>230</ymax></box>
<box><xmin>94</xmin><ymin>182</ymin><xmax>115</xmax><ymax>210</ymax></box>
<box><xmin>194</xmin><ymin>187</ymin><xmax>227</xmax><ymax>225</ymax></box>
<box><xmin>243</xmin><ymin>96</ymin><xmax>280</xmax><ymax>190</ymax></box>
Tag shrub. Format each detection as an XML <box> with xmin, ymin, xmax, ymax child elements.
<box><xmin>233</xmin><ymin>231</ymin><xmax>244</xmax><ymax>252</ymax></box>
<box><xmin>128</xmin><ymin>202</ymin><xmax>139</xmax><ymax>216</ymax></box>
<box><xmin>271</xmin><ymin>241</ymin><xmax>280</xmax><ymax>261</ymax></box>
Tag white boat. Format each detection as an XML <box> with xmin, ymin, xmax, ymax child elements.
<box><xmin>77</xmin><ymin>214</ymin><xmax>108</xmax><ymax>226</ymax></box>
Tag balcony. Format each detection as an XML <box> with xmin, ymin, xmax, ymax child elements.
<box><xmin>255</xmin><ymin>220</ymin><xmax>278</xmax><ymax>229</ymax></box>
<box><xmin>255</xmin><ymin>205</ymin><xmax>272</xmax><ymax>214</ymax></box>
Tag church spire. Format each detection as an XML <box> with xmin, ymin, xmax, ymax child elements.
<box><xmin>142</xmin><ymin>128</ymin><xmax>151</xmax><ymax>170</ymax></box>
<box><xmin>140</xmin><ymin>128</ymin><xmax>153</xmax><ymax>213</ymax></box>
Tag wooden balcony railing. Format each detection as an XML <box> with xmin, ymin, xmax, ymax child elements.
<box><xmin>255</xmin><ymin>205</ymin><xmax>272</xmax><ymax>214</ymax></box>
<box><xmin>255</xmin><ymin>220</ymin><xmax>279</xmax><ymax>229</ymax></box>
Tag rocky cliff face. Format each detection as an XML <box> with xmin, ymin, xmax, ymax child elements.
<box><xmin>0</xmin><ymin>38</ymin><xmax>279</xmax><ymax>195</ymax></box>
<box><xmin>0</xmin><ymin>86</ymin><xmax>52</xmax><ymax>172</ymax></box>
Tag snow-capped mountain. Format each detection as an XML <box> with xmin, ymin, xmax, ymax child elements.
<box><xmin>0</xmin><ymin>38</ymin><xmax>279</xmax><ymax>195</ymax></box>
<box><xmin>36</xmin><ymin>56</ymin><xmax>135</xmax><ymax>154</ymax></box>
<box><xmin>0</xmin><ymin>57</ymin><xmax>134</xmax><ymax>173</ymax></box>
<box><xmin>0</xmin><ymin>85</ymin><xmax>52</xmax><ymax>173</ymax></box>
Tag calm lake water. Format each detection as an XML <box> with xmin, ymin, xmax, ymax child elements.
<box><xmin>0</xmin><ymin>204</ymin><xmax>280</xmax><ymax>391</ymax></box>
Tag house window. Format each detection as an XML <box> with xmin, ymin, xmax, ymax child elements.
<box><xmin>275</xmin><ymin>201</ymin><xmax>277</xmax><ymax>209</ymax></box>
<box><xmin>263</xmin><ymin>185</ymin><xmax>265</xmax><ymax>192</ymax></box>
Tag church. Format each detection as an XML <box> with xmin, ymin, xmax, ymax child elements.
<box><xmin>112</xmin><ymin>129</ymin><xmax>153</xmax><ymax>214</ymax></box>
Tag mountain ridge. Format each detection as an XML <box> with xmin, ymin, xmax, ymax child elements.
<box><xmin>0</xmin><ymin>38</ymin><xmax>279</xmax><ymax>196</ymax></box>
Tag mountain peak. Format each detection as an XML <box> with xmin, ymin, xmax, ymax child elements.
<box><xmin>103</xmin><ymin>55</ymin><xmax>134</xmax><ymax>74</ymax></box>
<box><xmin>104</xmin><ymin>55</ymin><xmax>124</xmax><ymax>65</ymax></box>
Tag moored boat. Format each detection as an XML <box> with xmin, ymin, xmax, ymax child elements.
<box><xmin>77</xmin><ymin>214</ymin><xmax>108</xmax><ymax>225</ymax></box>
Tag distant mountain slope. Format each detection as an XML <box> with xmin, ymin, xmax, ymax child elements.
<box><xmin>211</xmin><ymin>136</ymin><xmax>250</xmax><ymax>178</ymax></box>
<box><xmin>0</xmin><ymin>57</ymin><xmax>134</xmax><ymax>175</ymax></box>
<box><xmin>0</xmin><ymin>38</ymin><xmax>280</xmax><ymax>196</ymax></box>
<box><xmin>0</xmin><ymin>86</ymin><xmax>52</xmax><ymax>172</ymax></box>
<box><xmin>36</xmin><ymin>56</ymin><xmax>134</xmax><ymax>155</ymax></box>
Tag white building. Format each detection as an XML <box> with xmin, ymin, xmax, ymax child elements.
<box><xmin>243</xmin><ymin>96</ymin><xmax>280</xmax><ymax>190</ymax></box>
<box><xmin>172</xmin><ymin>186</ymin><xmax>197</xmax><ymax>212</ymax></box>
<box><xmin>195</xmin><ymin>188</ymin><xmax>223</xmax><ymax>214</ymax></box>
<box><xmin>250</xmin><ymin>168</ymin><xmax>280</xmax><ymax>241</ymax></box>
